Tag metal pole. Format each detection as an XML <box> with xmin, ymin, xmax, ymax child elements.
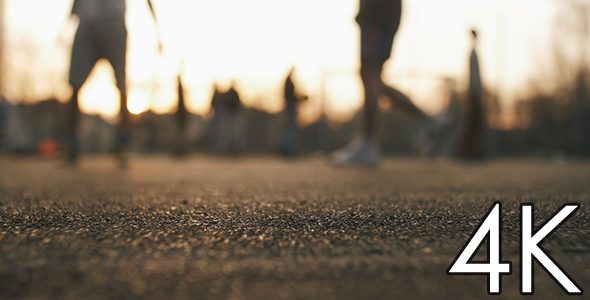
<box><xmin>0</xmin><ymin>0</ymin><xmax>4</xmax><ymax>102</ymax></box>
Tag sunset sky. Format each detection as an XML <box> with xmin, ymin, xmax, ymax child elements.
<box><xmin>2</xmin><ymin>0</ymin><xmax>578</xmax><ymax>126</ymax></box>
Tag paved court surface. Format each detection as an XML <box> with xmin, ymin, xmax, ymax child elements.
<box><xmin>0</xmin><ymin>155</ymin><xmax>589</xmax><ymax>299</ymax></box>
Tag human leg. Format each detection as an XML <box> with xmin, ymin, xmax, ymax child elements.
<box><xmin>65</xmin><ymin>21</ymin><xmax>100</xmax><ymax>164</ymax></box>
<box><xmin>281</xmin><ymin>103</ymin><xmax>298</xmax><ymax>156</ymax></box>
<box><xmin>63</xmin><ymin>87</ymin><xmax>81</xmax><ymax>163</ymax></box>
<box><xmin>383</xmin><ymin>85</ymin><xmax>427</xmax><ymax>121</ymax></box>
<box><xmin>330</xmin><ymin>61</ymin><xmax>382</xmax><ymax>166</ymax></box>
<box><xmin>101</xmin><ymin>21</ymin><xmax>128</xmax><ymax>137</ymax></box>
<box><xmin>65</xmin><ymin>88</ymin><xmax>80</xmax><ymax>139</ymax></box>
<box><xmin>101</xmin><ymin>20</ymin><xmax>129</xmax><ymax>166</ymax></box>
<box><xmin>360</xmin><ymin>61</ymin><xmax>383</xmax><ymax>138</ymax></box>
<box><xmin>331</xmin><ymin>25</ymin><xmax>390</xmax><ymax>166</ymax></box>
<box><xmin>382</xmin><ymin>82</ymin><xmax>451</xmax><ymax>156</ymax></box>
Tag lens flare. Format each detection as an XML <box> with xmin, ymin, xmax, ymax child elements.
<box><xmin>127</xmin><ymin>89</ymin><xmax>150</xmax><ymax>115</ymax></box>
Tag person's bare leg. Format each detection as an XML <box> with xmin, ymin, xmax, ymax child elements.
<box><xmin>383</xmin><ymin>85</ymin><xmax>427</xmax><ymax>122</ymax></box>
<box><xmin>118</xmin><ymin>91</ymin><xmax>130</xmax><ymax>139</ymax></box>
<box><xmin>116</xmin><ymin>90</ymin><xmax>131</xmax><ymax>167</ymax></box>
<box><xmin>384</xmin><ymin>79</ymin><xmax>454</xmax><ymax>157</ymax></box>
<box><xmin>66</xmin><ymin>88</ymin><xmax>81</xmax><ymax>138</ymax></box>
<box><xmin>360</xmin><ymin>62</ymin><xmax>384</xmax><ymax>138</ymax></box>
<box><xmin>330</xmin><ymin>61</ymin><xmax>382</xmax><ymax>166</ymax></box>
<box><xmin>64</xmin><ymin>87</ymin><xmax>81</xmax><ymax>164</ymax></box>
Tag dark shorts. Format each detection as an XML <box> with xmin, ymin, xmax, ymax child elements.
<box><xmin>360</xmin><ymin>24</ymin><xmax>396</xmax><ymax>64</ymax></box>
<box><xmin>69</xmin><ymin>19</ymin><xmax>127</xmax><ymax>91</ymax></box>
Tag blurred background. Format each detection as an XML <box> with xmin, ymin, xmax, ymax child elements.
<box><xmin>0</xmin><ymin>0</ymin><xmax>589</xmax><ymax>158</ymax></box>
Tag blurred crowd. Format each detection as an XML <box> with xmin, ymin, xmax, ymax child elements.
<box><xmin>0</xmin><ymin>0</ymin><xmax>589</xmax><ymax>167</ymax></box>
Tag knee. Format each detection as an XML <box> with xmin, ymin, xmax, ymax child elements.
<box><xmin>70</xmin><ymin>85</ymin><xmax>81</xmax><ymax>95</ymax></box>
<box><xmin>118</xmin><ymin>87</ymin><xmax>127</xmax><ymax>100</ymax></box>
<box><xmin>69</xmin><ymin>87</ymin><xmax>81</xmax><ymax>105</ymax></box>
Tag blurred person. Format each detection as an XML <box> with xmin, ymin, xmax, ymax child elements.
<box><xmin>457</xmin><ymin>29</ymin><xmax>485</xmax><ymax>159</ymax></box>
<box><xmin>574</xmin><ymin>70</ymin><xmax>590</xmax><ymax>156</ymax></box>
<box><xmin>224</xmin><ymin>82</ymin><xmax>247</xmax><ymax>155</ymax></box>
<box><xmin>0</xmin><ymin>98</ymin><xmax>9</xmax><ymax>150</ymax></box>
<box><xmin>209</xmin><ymin>82</ymin><xmax>246</xmax><ymax>155</ymax></box>
<box><xmin>63</xmin><ymin>0</ymin><xmax>161</xmax><ymax>167</ymax></box>
<box><xmin>332</xmin><ymin>0</ymin><xmax>446</xmax><ymax>166</ymax></box>
<box><xmin>280</xmin><ymin>67</ymin><xmax>308</xmax><ymax>157</ymax></box>
<box><xmin>173</xmin><ymin>66</ymin><xmax>189</xmax><ymax>157</ymax></box>
<box><xmin>430</xmin><ymin>77</ymin><xmax>463</xmax><ymax>157</ymax></box>
<box><xmin>209</xmin><ymin>84</ymin><xmax>224</xmax><ymax>153</ymax></box>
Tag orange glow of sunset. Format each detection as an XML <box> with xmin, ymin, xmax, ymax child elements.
<box><xmin>3</xmin><ymin>0</ymin><xmax>576</xmax><ymax>127</ymax></box>
<box><xmin>127</xmin><ymin>88</ymin><xmax>149</xmax><ymax>115</ymax></box>
<box><xmin>77</xmin><ymin>60</ymin><xmax>120</xmax><ymax>118</ymax></box>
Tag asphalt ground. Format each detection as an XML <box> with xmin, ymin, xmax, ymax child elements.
<box><xmin>0</xmin><ymin>155</ymin><xmax>589</xmax><ymax>300</ymax></box>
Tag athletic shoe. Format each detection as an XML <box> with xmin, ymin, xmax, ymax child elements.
<box><xmin>331</xmin><ymin>135</ymin><xmax>381</xmax><ymax>167</ymax></box>
<box><xmin>331</xmin><ymin>132</ymin><xmax>365</xmax><ymax>161</ymax></box>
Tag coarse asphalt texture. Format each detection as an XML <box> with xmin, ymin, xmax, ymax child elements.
<box><xmin>0</xmin><ymin>155</ymin><xmax>589</xmax><ymax>300</ymax></box>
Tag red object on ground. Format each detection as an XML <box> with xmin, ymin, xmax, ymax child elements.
<box><xmin>38</xmin><ymin>139</ymin><xmax>60</xmax><ymax>158</ymax></box>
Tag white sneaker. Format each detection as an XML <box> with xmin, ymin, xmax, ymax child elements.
<box><xmin>331</xmin><ymin>136</ymin><xmax>381</xmax><ymax>167</ymax></box>
<box><xmin>331</xmin><ymin>133</ymin><xmax>365</xmax><ymax>162</ymax></box>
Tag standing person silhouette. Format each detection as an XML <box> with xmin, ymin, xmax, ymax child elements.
<box><xmin>458</xmin><ymin>29</ymin><xmax>485</xmax><ymax>159</ymax></box>
<box><xmin>64</xmin><ymin>0</ymin><xmax>161</xmax><ymax>167</ymax></box>
<box><xmin>281</xmin><ymin>67</ymin><xmax>308</xmax><ymax>157</ymax></box>
<box><xmin>332</xmin><ymin>0</ymin><xmax>442</xmax><ymax>166</ymax></box>
<box><xmin>225</xmin><ymin>82</ymin><xmax>247</xmax><ymax>155</ymax></box>
<box><xmin>173</xmin><ymin>69</ymin><xmax>188</xmax><ymax>157</ymax></box>
<box><xmin>209</xmin><ymin>82</ymin><xmax>245</xmax><ymax>155</ymax></box>
<box><xmin>573</xmin><ymin>70</ymin><xmax>589</xmax><ymax>156</ymax></box>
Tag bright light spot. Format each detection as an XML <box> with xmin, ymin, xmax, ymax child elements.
<box><xmin>78</xmin><ymin>61</ymin><xmax>120</xmax><ymax>118</ymax></box>
<box><xmin>127</xmin><ymin>89</ymin><xmax>150</xmax><ymax>114</ymax></box>
<box><xmin>325</xmin><ymin>74</ymin><xmax>363</xmax><ymax>121</ymax></box>
<box><xmin>7</xmin><ymin>0</ymin><xmax>561</xmax><ymax>127</ymax></box>
<box><xmin>151</xmin><ymin>87</ymin><xmax>177</xmax><ymax>115</ymax></box>
<box><xmin>184</xmin><ymin>83</ymin><xmax>214</xmax><ymax>115</ymax></box>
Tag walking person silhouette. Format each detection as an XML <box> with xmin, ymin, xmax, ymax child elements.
<box><xmin>332</xmin><ymin>0</ymin><xmax>445</xmax><ymax>166</ymax></box>
<box><xmin>64</xmin><ymin>0</ymin><xmax>161</xmax><ymax>167</ymax></box>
